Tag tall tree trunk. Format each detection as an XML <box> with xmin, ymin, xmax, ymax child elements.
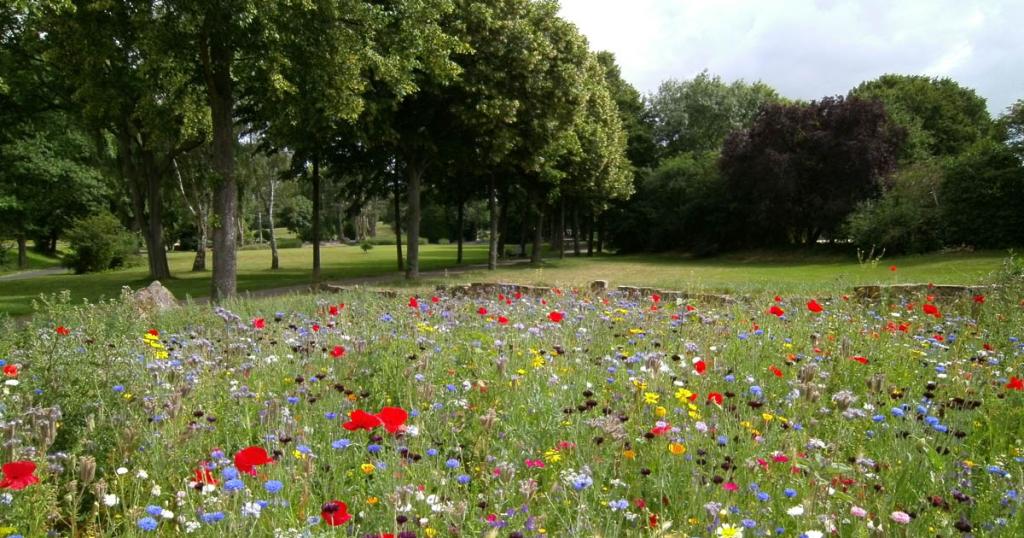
<box><xmin>203</xmin><ymin>24</ymin><xmax>237</xmax><ymax>302</ymax></box>
<box><xmin>268</xmin><ymin>178</ymin><xmax>279</xmax><ymax>270</ymax></box>
<box><xmin>405</xmin><ymin>162</ymin><xmax>422</xmax><ymax>279</ymax></box>
<box><xmin>497</xmin><ymin>185</ymin><xmax>509</xmax><ymax>260</ymax></box>
<box><xmin>518</xmin><ymin>204</ymin><xmax>528</xmax><ymax>257</ymax></box>
<box><xmin>393</xmin><ymin>181</ymin><xmax>404</xmax><ymax>271</ymax></box>
<box><xmin>192</xmin><ymin>217</ymin><xmax>207</xmax><ymax>272</ymax></box>
<box><xmin>572</xmin><ymin>206</ymin><xmax>581</xmax><ymax>256</ymax></box>
<box><xmin>16</xmin><ymin>235</ymin><xmax>27</xmax><ymax>270</ymax></box>
<box><xmin>587</xmin><ymin>213</ymin><xmax>595</xmax><ymax>257</ymax></box>
<box><xmin>597</xmin><ymin>214</ymin><xmax>605</xmax><ymax>254</ymax></box>
<box><xmin>256</xmin><ymin>210</ymin><xmax>263</xmax><ymax>244</ymax></box>
<box><xmin>530</xmin><ymin>199</ymin><xmax>544</xmax><ymax>266</ymax></box>
<box><xmin>487</xmin><ymin>176</ymin><xmax>498</xmax><ymax>270</ymax></box>
<box><xmin>557</xmin><ymin>197</ymin><xmax>566</xmax><ymax>259</ymax></box>
<box><xmin>142</xmin><ymin>154</ymin><xmax>171</xmax><ymax>280</ymax></box>
<box><xmin>456</xmin><ymin>199</ymin><xmax>465</xmax><ymax>264</ymax></box>
<box><xmin>311</xmin><ymin>155</ymin><xmax>322</xmax><ymax>287</ymax></box>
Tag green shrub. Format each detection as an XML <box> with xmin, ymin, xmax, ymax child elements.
<box><xmin>941</xmin><ymin>140</ymin><xmax>1024</xmax><ymax>248</ymax></box>
<box><xmin>62</xmin><ymin>212</ymin><xmax>138</xmax><ymax>274</ymax></box>
<box><xmin>844</xmin><ymin>161</ymin><xmax>944</xmax><ymax>254</ymax></box>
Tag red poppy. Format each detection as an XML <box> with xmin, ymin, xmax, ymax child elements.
<box><xmin>769</xmin><ymin>365</ymin><xmax>783</xmax><ymax>378</ymax></box>
<box><xmin>983</xmin><ymin>343</ymin><xmax>994</xmax><ymax>351</ymax></box>
<box><xmin>889</xmin><ymin>265</ymin><xmax>897</xmax><ymax>272</ymax></box>
<box><xmin>707</xmin><ymin>392</ymin><xmax>724</xmax><ymax>406</ymax></box>
<box><xmin>320</xmin><ymin>500</ymin><xmax>352</xmax><ymax>526</ymax></box>
<box><xmin>514</xmin><ymin>291</ymin><xmax>523</xmax><ymax>300</ymax></box>
<box><xmin>773</xmin><ymin>295</ymin><xmax>782</xmax><ymax>303</ymax></box>
<box><xmin>694</xmin><ymin>360</ymin><xmax>707</xmax><ymax>375</ymax></box>
<box><xmin>686</xmin><ymin>305</ymin><xmax>696</xmax><ymax>312</ymax></box>
<box><xmin>147</xmin><ymin>329</ymin><xmax>159</xmax><ymax>336</ymax></box>
<box><xmin>408</xmin><ymin>296</ymin><xmax>419</xmax><ymax>308</ymax></box>
<box><xmin>234</xmin><ymin>446</ymin><xmax>274</xmax><ymax>476</ymax></box>
<box><xmin>56</xmin><ymin>325</ymin><xmax>70</xmax><ymax>336</ymax></box>
<box><xmin>922</xmin><ymin>304</ymin><xmax>942</xmax><ymax>318</ymax></box>
<box><xmin>477</xmin><ymin>307</ymin><xmax>488</xmax><ymax>315</ymax></box>
<box><xmin>851</xmin><ymin>356</ymin><xmax>869</xmax><ymax>365</ymax></box>
<box><xmin>312</xmin><ymin>323</ymin><xmax>320</xmax><ymax>332</ymax></box>
<box><xmin>769</xmin><ymin>305</ymin><xmax>785</xmax><ymax>317</ymax></box>
<box><xmin>649</xmin><ymin>423</ymin><xmax>671</xmax><ymax>436</ymax></box>
<box><xmin>1007</xmin><ymin>377</ymin><xmax>1024</xmax><ymax>391</ymax></box>
<box><xmin>548</xmin><ymin>311</ymin><xmax>564</xmax><ymax>323</ymax></box>
<box><xmin>193</xmin><ymin>465</ymin><xmax>218</xmax><ymax>485</ymax></box>
<box><xmin>651</xmin><ymin>294</ymin><xmax>661</xmax><ymax>303</ymax></box>
<box><xmin>342</xmin><ymin>409</ymin><xmax>384</xmax><ymax>431</ymax></box>
<box><xmin>330</xmin><ymin>346</ymin><xmax>346</xmax><ymax>358</ymax></box>
<box><xmin>2</xmin><ymin>364</ymin><xmax>17</xmax><ymax>377</ymax></box>
<box><xmin>431</xmin><ymin>296</ymin><xmax>440</xmax><ymax>303</ymax></box>
<box><xmin>806</xmin><ymin>300</ymin><xmax>823</xmax><ymax>313</ymax></box>
<box><xmin>497</xmin><ymin>316</ymin><xmax>509</xmax><ymax>325</ymax></box>
<box><xmin>252</xmin><ymin>318</ymin><xmax>266</xmax><ymax>330</ymax></box>
<box><xmin>329</xmin><ymin>305</ymin><xmax>339</xmax><ymax>317</ymax></box>
<box><xmin>0</xmin><ymin>461</ymin><xmax>39</xmax><ymax>490</ymax></box>
<box><xmin>498</xmin><ymin>293</ymin><xmax>505</xmax><ymax>301</ymax></box>
<box><xmin>973</xmin><ymin>294</ymin><xmax>985</xmax><ymax>304</ymax></box>
<box><xmin>376</xmin><ymin>407</ymin><xmax>408</xmax><ymax>434</ymax></box>
<box><xmin>649</xmin><ymin>514</ymin><xmax>658</xmax><ymax>529</ymax></box>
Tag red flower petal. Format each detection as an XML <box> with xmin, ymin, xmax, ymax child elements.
<box><xmin>769</xmin><ymin>305</ymin><xmax>785</xmax><ymax>317</ymax></box>
<box><xmin>234</xmin><ymin>446</ymin><xmax>274</xmax><ymax>476</ymax></box>
<box><xmin>806</xmin><ymin>300</ymin><xmax>823</xmax><ymax>313</ymax></box>
<box><xmin>0</xmin><ymin>461</ymin><xmax>38</xmax><ymax>490</ymax></box>
<box><xmin>375</xmin><ymin>407</ymin><xmax>408</xmax><ymax>434</ymax></box>
<box><xmin>548</xmin><ymin>311</ymin><xmax>564</xmax><ymax>323</ymax></box>
<box><xmin>321</xmin><ymin>500</ymin><xmax>352</xmax><ymax>526</ymax></box>
<box><xmin>330</xmin><ymin>346</ymin><xmax>346</xmax><ymax>358</ymax></box>
<box><xmin>342</xmin><ymin>410</ymin><xmax>384</xmax><ymax>431</ymax></box>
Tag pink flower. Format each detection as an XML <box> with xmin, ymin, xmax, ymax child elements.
<box><xmin>722</xmin><ymin>482</ymin><xmax>738</xmax><ymax>491</ymax></box>
<box><xmin>890</xmin><ymin>511</ymin><xmax>911</xmax><ymax>524</ymax></box>
<box><xmin>850</xmin><ymin>506</ymin><xmax>868</xmax><ymax>518</ymax></box>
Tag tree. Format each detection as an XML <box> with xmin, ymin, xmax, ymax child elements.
<box><xmin>844</xmin><ymin>161</ymin><xmax>945</xmax><ymax>254</ymax></box>
<box><xmin>850</xmin><ymin>74</ymin><xmax>992</xmax><ymax>158</ymax></box>
<box><xmin>720</xmin><ymin>96</ymin><xmax>905</xmax><ymax>247</ymax></box>
<box><xmin>36</xmin><ymin>0</ymin><xmax>208</xmax><ymax>281</ymax></box>
<box><xmin>940</xmin><ymin>140</ymin><xmax>1024</xmax><ymax>248</ymax></box>
<box><xmin>997</xmin><ymin>99</ymin><xmax>1024</xmax><ymax>160</ymax></box>
<box><xmin>594</xmin><ymin>51</ymin><xmax>657</xmax><ymax>171</ymax></box>
<box><xmin>649</xmin><ymin>71</ymin><xmax>780</xmax><ymax>158</ymax></box>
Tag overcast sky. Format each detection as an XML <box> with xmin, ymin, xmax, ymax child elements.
<box><xmin>558</xmin><ymin>0</ymin><xmax>1023</xmax><ymax>115</ymax></box>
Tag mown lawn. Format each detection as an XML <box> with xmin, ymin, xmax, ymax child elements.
<box><xmin>424</xmin><ymin>250</ymin><xmax>1011</xmax><ymax>296</ymax></box>
<box><xmin>0</xmin><ymin>245</ymin><xmax>1012</xmax><ymax>317</ymax></box>
<box><xmin>0</xmin><ymin>244</ymin><xmax>488</xmax><ymax>317</ymax></box>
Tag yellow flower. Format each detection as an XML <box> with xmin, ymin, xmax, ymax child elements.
<box><xmin>532</xmin><ymin>356</ymin><xmax>545</xmax><ymax>368</ymax></box>
<box><xmin>544</xmin><ymin>449</ymin><xmax>562</xmax><ymax>463</ymax></box>
<box><xmin>644</xmin><ymin>392</ymin><xmax>660</xmax><ymax>405</ymax></box>
<box><xmin>623</xmin><ymin>449</ymin><xmax>636</xmax><ymax>460</ymax></box>
<box><xmin>716</xmin><ymin>523</ymin><xmax>743</xmax><ymax>538</ymax></box>
<box><xmin>761</xmin><ymin>413</ymin><xmax>774</xmax><ymax>422</ymax></box>
<box><xmin>668</xmin><ymin>442</ymin><xmax>686</xmax><ymax>455</ymax></box>
<box><xmin>293</xmin><ymin>450</ymin><xmax>307</xmax><ymax>460</ymax></box>
<box><xmin>360</xmin><ymin>463</ymin><xmax>375</xmax><ymax>474</ymax></box>
<box><xmin>655</xmin><ymin>406</ymin><xmax>667</xmax><ymax>417</ymax></box>
<box><xmin>424</xmin><ymin>528</ymin><xmax>437</xmax><ymax>538</ymax></box>
<box><xmin>629</xmin><ymin>328</ymin><xmax>645</xmax><ymax>335</ymax></box>
<box><xmin>367</xmin><ymin>496</ymin><xmax>379</xmax><ymax>505</ymax></box>
<box><xmin>675</xmin><ymin>388</ymin><xmax>694</xmax><ymax>402</ymax></box>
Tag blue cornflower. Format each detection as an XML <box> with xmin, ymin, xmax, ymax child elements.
<box><xmin>427</xmin><ymin>448</ymin><xmax>439</xmax><ymax>457</ymax></box>
<box><xmin>113</xmin><ymin>385</ymin><xmax>125</xmax><ymax>392</ymax></box>
<box><xmin>201</xmin><ymin>512</ymin><xmax>225</xmax><ymax>524</ymax></box>
<box><xmin>296</xmin><ymin>445</ymin><xmax>312</xmax><ymax>455</ymax></box>
<box><xmin>445</xmin><ymin>458</ymin><xmax>461</xmax><ymax>469</ymax></box>
<box><xmin>324</xmin><ymin>412</ymin><xmax>337</xmax><ymax>420</ymax></box>
<box><xmin>742</xmin><ymin>519</ymin><xmax>757</xmax><ymax>528</ymax></box>
<box><xmin>137</xmin><ymin>517</ymin><xmax>158</xmax><ymax>531</ymax></box>
<box><xmin>332</xmin><ymin>439</ymin><xmax>351</xmax><ymax>450</ymax></box>
<box><xmin>367</xmin><ymin>444</ymin><xmax>382</xmax><ymax>454</ymax></box>
<box><xmin>224</xmin><ymin>479</ymin><xmax>245</xmax><ymax>492</ymax></box>
<box><xmin>221</xmin><ymin>467</ymin><xmax>239</xmax><ymax>480</ymax></box>
<box><xmin>891</xmin><ymin>407</ymin><xmax>905</xmax><ymax>418</ymax></box>
<box><xmin>872</xmin><ymin>415</ymin><xmax>885</xmax><ymax>423</ymax></box>
<box><xmin>756</xmin><ymin>491</ymin><xmax>770</xmax><ymax>502</ymax></box>
<box><xmin>717</xmin><ymin>435</ymin><xmax>729</xmax><ymax>446</ymax></box>
<box><xmin>457</xmin><ymin>474</ymin><xmax>471</xmax><ymax>485</ymax></box>
<box><xmin>145</xmin><ymin>505</ymin><xmax>163</xmax><ymax>517</ymax></box>
<box><xmin>784</xmin><ymin>488</ymin><xmax>797</xmax><ymax>498</ymax></box>
<box><xmin>264</xmin><ymin>480</ymin><xmax>284</xmax><ymax>494</ymax></box>
<box><xmin>608</xmin><ymin>499</ymin><xmax>629</xmax><ymax>510</ymax></box>
<box><xmin>286</xmin><ymin>396</ymin><xmax>300</xmax><ymax>405</ymax></box>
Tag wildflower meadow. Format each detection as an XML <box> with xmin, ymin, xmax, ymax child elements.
<box><xmin>1</xmin><ymin>282</ymin><xmax>1023</xmax><ymax>537</ymax></box>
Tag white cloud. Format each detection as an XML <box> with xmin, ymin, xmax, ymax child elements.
<box><xmin>558</xmin><ymin>0</ymin><xmax>1024</xmax><ymax>114</ymax></box>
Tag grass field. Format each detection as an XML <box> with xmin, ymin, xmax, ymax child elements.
<box><xmin>2</xmin><ymin>269</ymin><xmax>1022</xmax><ymax>536</ymax></box>
<box><xmin>0</xmin><ymin>246</ymin><xmax>64</xmax><ymax>275</ymax></box>
<box><xmin>0</xmin><ymin>246</ymin><xmax>1012</xmax><ymax>317</ymax></box>
<box><xmin>0</xmin><ymin>243</ymin><xmax>489</xmax><ymax>317</ymax></box>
